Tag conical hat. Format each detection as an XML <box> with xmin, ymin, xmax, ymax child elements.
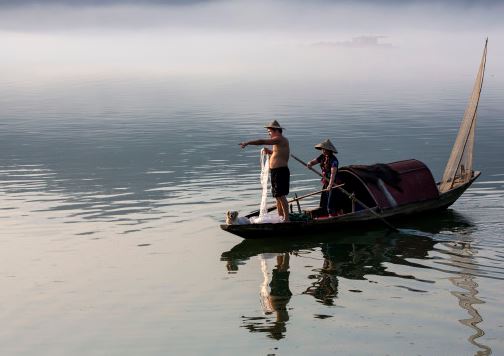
<box><xmin>315</xmin><ymin>139</ymin><xmax>338</xmax><ymax>153</ymax></box>
<box><xmin>264</xmin><ymin>120</ymin><xmax>284</xmax><ymax>129</ymax></box>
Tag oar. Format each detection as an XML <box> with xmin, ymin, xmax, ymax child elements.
<box><xmin>291</xmin><ymin>154</ymin><xmax>325</xmax><ymax>179</ymax></box>
<box><xmin>291</xmin><ymin>154</ymin><xmax>399</xmax><ymax>232</ymax></box>
<box><xmin>245</xmin><ymin>186</ymin><xmax>343</xmax><ymax>218</ymax></box>
<box><xmin>289</xmin><ymin>185</ymin><xmax>343</xmax><ymax>203</ymax></box>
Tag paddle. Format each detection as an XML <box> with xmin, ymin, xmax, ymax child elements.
<box><xmin>245</xmin><ymin>186</ymin><xmax>343</xmax><ymax>218</ymax></box>
<box><xmin>290</xmin><ymin>185</ymin><xmax>343</xmax><ymax>203</ymax></box>
<box><xmin>291</xmin><ymin>154</ymin><xmax>399</xmax><ymax>232</ymax></box>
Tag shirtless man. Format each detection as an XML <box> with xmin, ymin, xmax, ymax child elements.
<box><xmin>240</xmin><ymin>120</ymin><xmax>290</xmax><ymax>222</ymax></box>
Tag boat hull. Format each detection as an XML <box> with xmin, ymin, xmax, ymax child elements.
<box><xmin>220</xmin><ymin>172</ymin><xmax>480</xmax><ymax>239</ymax></box>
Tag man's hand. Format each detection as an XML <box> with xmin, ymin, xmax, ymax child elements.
<box><xmin>239</xmin><ymin>142</ymin><xmax>248</xmax><ymax>149</ymax></box>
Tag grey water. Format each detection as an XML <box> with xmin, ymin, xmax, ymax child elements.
<box><xmin>1</xmin><ymin>74</ymin><xmax>503</xmax><ymax>355</ymax></box>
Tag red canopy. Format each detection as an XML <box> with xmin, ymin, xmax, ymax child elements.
<box><xmin>339</xmin><ymin>159</ymin><xmax>439</xmax><ymax>209</ymax></box>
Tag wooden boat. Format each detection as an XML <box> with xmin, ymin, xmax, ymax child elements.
<box><xmin>222</xmin><ymin>209</ymin><xmax>473</xmax><ymax>267</ymax></box>
<box><xmin>221</xmin><ymin>40</ymin><xmax>488</xmax><ymax>239</ymax></box>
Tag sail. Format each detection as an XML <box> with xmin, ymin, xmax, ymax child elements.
<box><xmin>439</xmin><ymin>39</ymin><xmax>488</xmax><ymax>193</ymax></box>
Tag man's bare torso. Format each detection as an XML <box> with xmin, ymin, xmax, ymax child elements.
<box><xmin>270</xmin><ymin>136</ymin><xmax>290</xmax><ymax>169</ymax></box>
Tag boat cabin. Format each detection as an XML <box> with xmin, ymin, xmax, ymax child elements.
<box><xmin>309</xmin><ymin>159</ymin><xmax>439</xmax><ymax>217</ymax></box>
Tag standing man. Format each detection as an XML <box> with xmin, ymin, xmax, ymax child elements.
<box><xmin>240</xmin><ymin>120</ymin><xmax>290</xmax><ymax>222</ymax></box>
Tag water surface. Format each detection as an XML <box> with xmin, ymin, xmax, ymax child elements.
<box><xmin>1</xmin><ymin>75</ymin><xmax>503</xmax><ymax>355</ymax></box>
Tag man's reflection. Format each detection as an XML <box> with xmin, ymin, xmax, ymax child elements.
<box><xmin>261</xmin><ymin>253</ymin><xmax>292</xmax><ymax>318</ymax></box>
<box><xmin>304</xmin><ymin>256</ymin><xmax>339</xmax><ymax>306</ymax></box>
<box><xmin>242</xmin><ymin>253</ymin><xmax>292</xmax><ymax>340</ymax></box>
<box><xmin>304</xmin><ymin>236</ymin><xmax>437</xmax><ymax>305</ymax></box>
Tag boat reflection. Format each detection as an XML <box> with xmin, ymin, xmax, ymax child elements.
<box><xmin>221</xmin><ymin>210</ymin><xmax>491</xmax><ymax>352</ymax></box>
<box><xmin>222</xmin><ymin>210</ymin><xmax>471</xmax><ymax>271</ymax></box>
<box><xmin>302</xmin><ymin>233</ymin><xmax>437</xmax><ymax>306</ymax></box>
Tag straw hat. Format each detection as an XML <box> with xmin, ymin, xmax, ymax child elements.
<box><xmin>264</xmin><ymin>120</ymin><xmax>284</xmax><ymax>130</ymax></box>
<box><xmin>315</xmin><ymin>139</ymin><xmax>338</xmax><ymax>153</ymax></box>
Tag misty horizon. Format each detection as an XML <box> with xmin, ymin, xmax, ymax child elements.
<box><xmin>1</xmin><ymin>1</ymin><xmax>502</xmax><ymax>83</ymax></box>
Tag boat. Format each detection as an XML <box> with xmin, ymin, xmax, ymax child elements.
<box><xmin>221</xmin><ymin>209</ymin><xmax>473</xmax><ymax>271</ymax></box>
<box><xmin>221</xmin><ymin>40</ymin><xmax>488</xmax><ymax>239</ymax></box>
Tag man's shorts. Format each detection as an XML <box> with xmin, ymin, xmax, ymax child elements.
<box><xmin>270</xmin><ymin>166</ymin><xmax>290</xmax><ymax>198</ymax></box>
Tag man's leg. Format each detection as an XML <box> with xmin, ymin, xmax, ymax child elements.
<box><xmin>276</xmin><ymin>198</ymin><xmax>286</xmax><ymax>220</ymax></box>
<box><xmin>319</xmin><ymin>189</ymin><xmax>328</xmax><ymax>213</ymax></box>
<box><xmin>278</xmin><ymin>196</ymin><xmax>290</xmax><ymax>222</ymax></box>
<box><xmin>276</xmin><ymin>198</ymin><xmax>283</xmax><ymax>218</ymax></box>
<box><xmin>277</xmin><ymin>253</ymin><xmax>289</xmax><ymax>271</ymax></box>
<box><xmin>327</xmin><ymin>189</ymin><xmax>336</xmax><ymax>215</ymax></box>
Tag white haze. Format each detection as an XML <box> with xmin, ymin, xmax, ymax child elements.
<box><xmin>1</xmin><ymin>1</ymin><xmax>503</xmax><ymax>84</ymax></box>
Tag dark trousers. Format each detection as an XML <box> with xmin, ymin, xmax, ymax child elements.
<box><xmin>319</xmin><ymin>186</ymin><xmax>339</xmax><ymax>214</ymax></box>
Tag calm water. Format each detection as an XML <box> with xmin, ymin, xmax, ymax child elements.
<box><xmin>1</xmin><ymin>75</ymin><xmax>503</xmax><ymax>355</ymax></box>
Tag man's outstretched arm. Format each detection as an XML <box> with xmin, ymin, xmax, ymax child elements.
<box><xmin>239</xmin><ymin>137</ymin><xmax>279</xmax><ymax>148</ymax></box>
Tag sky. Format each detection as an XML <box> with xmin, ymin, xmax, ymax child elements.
<box><xmin>1</xmin><ymin>0</ymin><xmax>502</xmax><ymax>83</ymax></box>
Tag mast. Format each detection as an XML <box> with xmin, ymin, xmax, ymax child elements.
<box><xmin>439</xmin><ymin>39</ymin><xmax>488</xmax><ymax>193</ymax></box>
